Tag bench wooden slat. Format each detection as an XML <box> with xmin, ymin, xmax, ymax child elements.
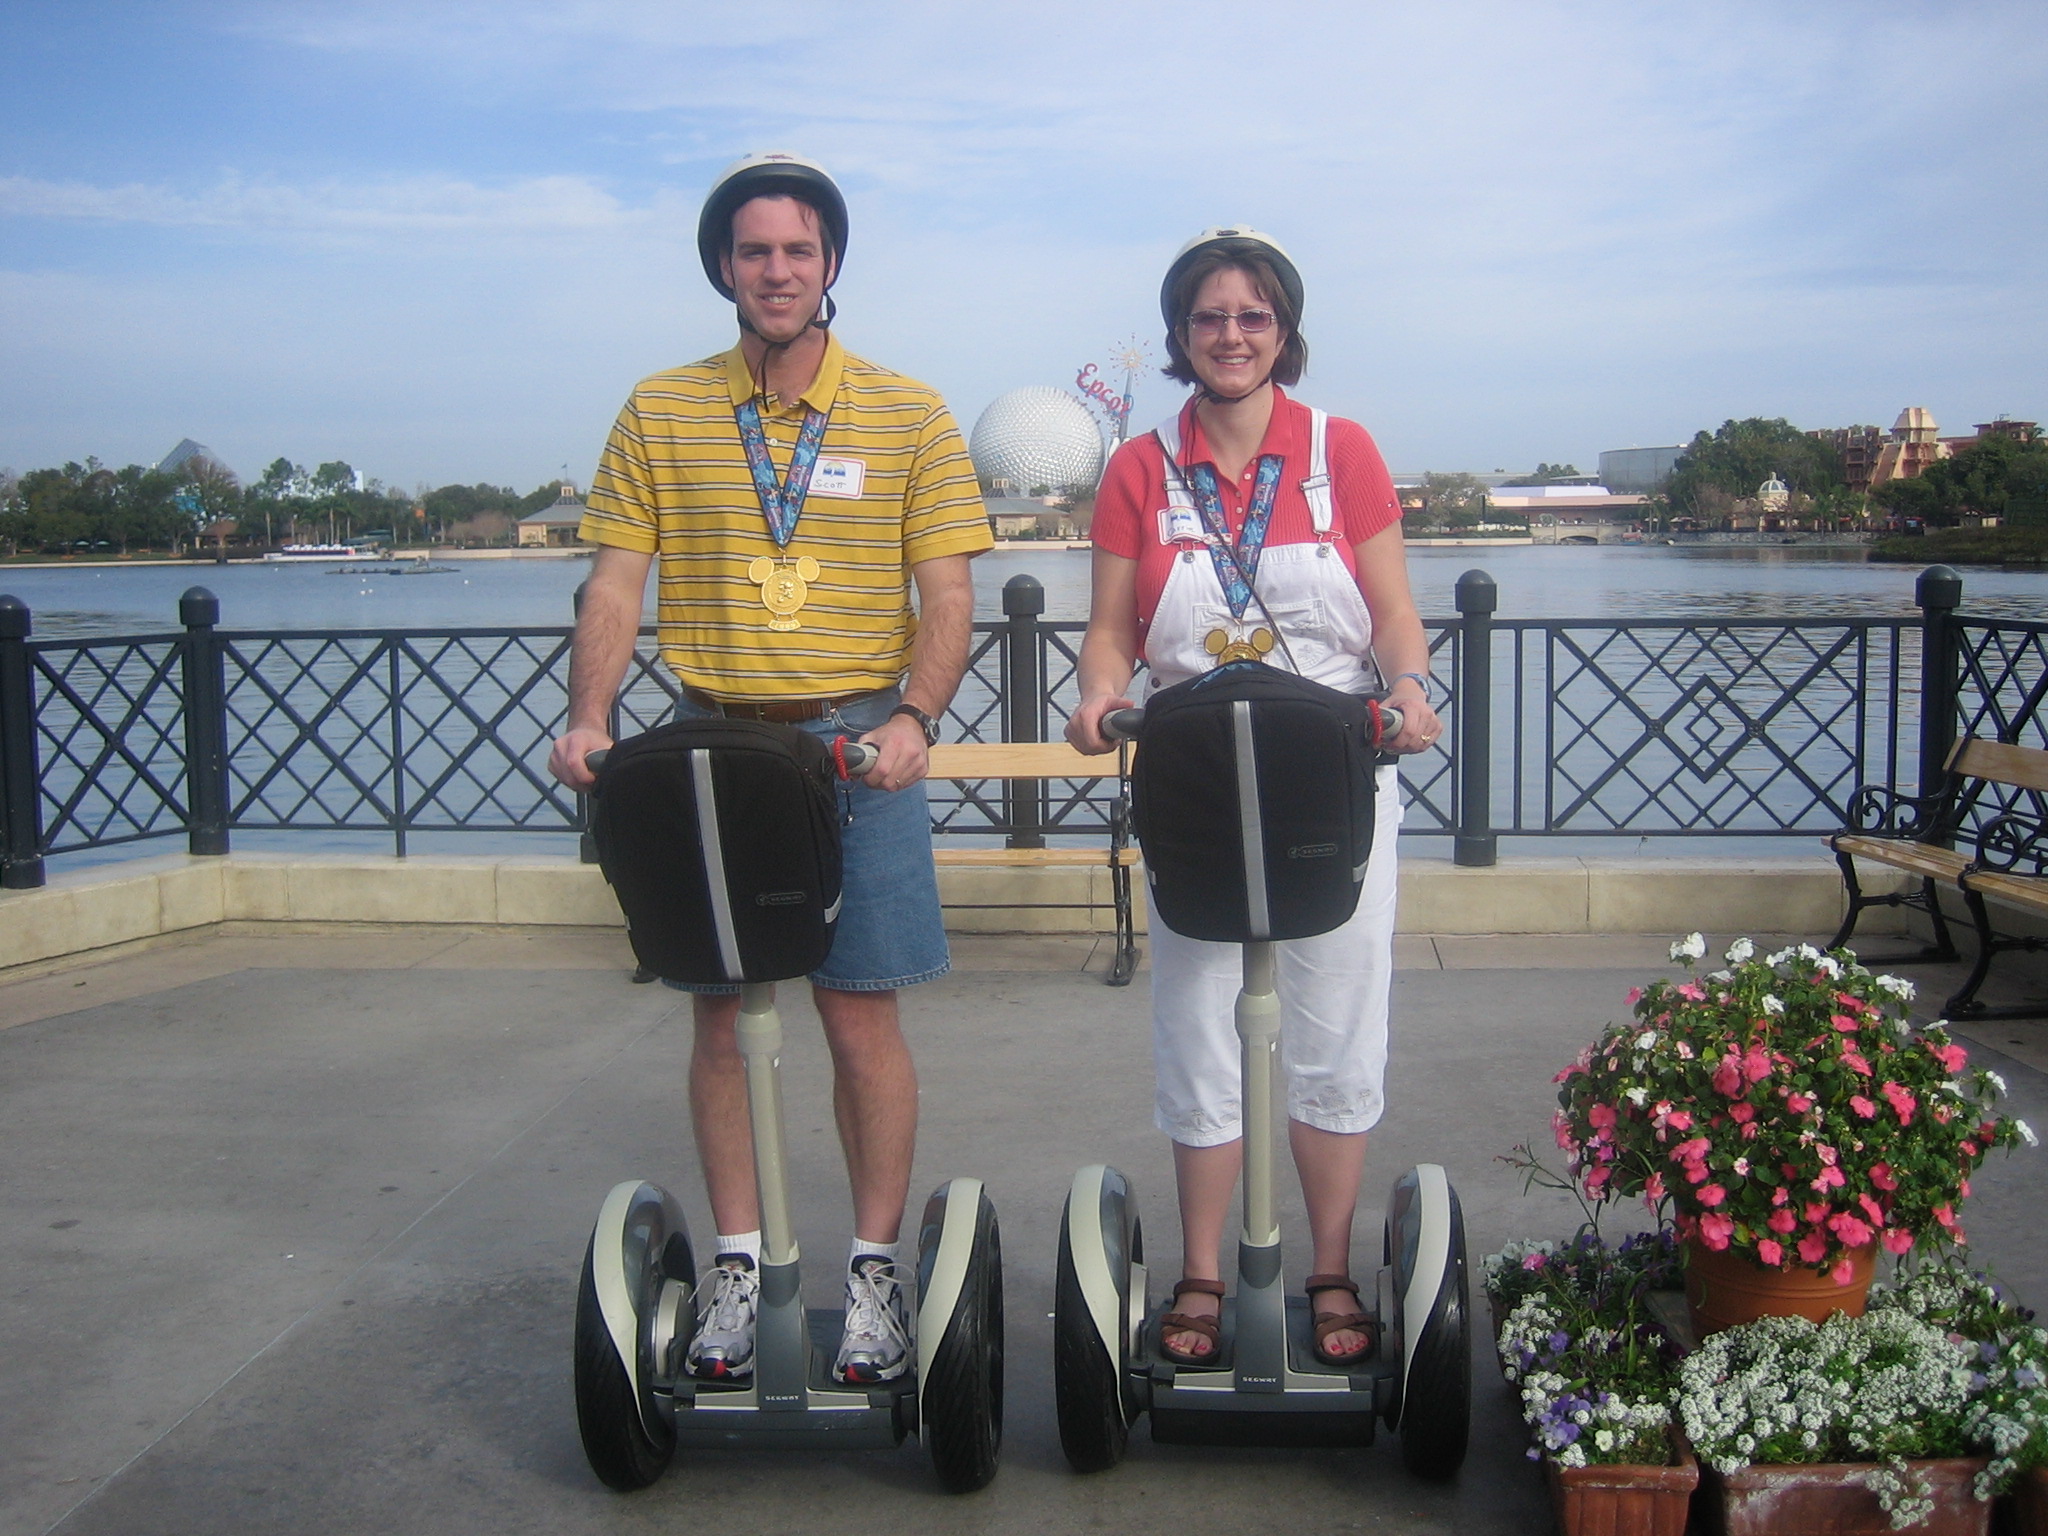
<box><xmin>934</xmin><ymin>847</ymin><xmax>1139</xmax><ymax>867</ymax></box>
<box><xmin>928</xmin><ymin>741</ymin><xmax>1120</xmax><ymax>779</ymax></box>
<box><xmin>1949</xmin><ymin>738</ymin><xmax>2048</xmax><ymax>793</ymax></box>
<box><xmin>1830</xmin><ymin>835</ymin><xmax>1972</xmax><ymax>882</ymax></box>
<box><xmin>1960</xmin><ymin>868</ymin><xmax>2048</xmax><ymax>913</ymax></box>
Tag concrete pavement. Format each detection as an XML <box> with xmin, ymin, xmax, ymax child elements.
<box><xmin>6</xmin><ymin>928</ymin><xmax>2047</xmax><ymax>1536</ymax></box>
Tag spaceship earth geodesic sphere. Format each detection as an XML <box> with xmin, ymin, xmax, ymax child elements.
<box><xmin>968</xmin><ymin>387</ymin><xmax>1106</xmax><ymax>495</ymax></box>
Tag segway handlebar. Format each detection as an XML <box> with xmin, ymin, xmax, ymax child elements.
<box><xmin>582</xmin><ymin>740</ymin><xmax>881</xmax><ymax>780</ymax></box>
<box><xmin>1099</xmin><ymin>702</ymin><xmax>1406</xmax><ymax>747</ymax></box>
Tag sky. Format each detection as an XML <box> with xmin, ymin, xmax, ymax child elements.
<box><xmin>1</xmin><ymin>0</ymin><xmax>2042</xmax><ymax>490</ymax></box>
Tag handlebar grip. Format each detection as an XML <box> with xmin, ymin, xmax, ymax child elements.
<box><xmin>584</xmin><ymin>749</ymin><xmax>609</xmax><ymax>775</ymax></box>
<box><xmin>1104</xmin><ymin>708</ymin><xmax>1145</xmax><ymax>741</ymax></box>
<box><xmin>839</xmin><ymin>742</ymin><xmax>880</xmax><ymax>776</ymax></box>
<box><xmin>1375</xmin><ymin>704</ymin><xmax>1405</xmax><ymax>744</ymax></box>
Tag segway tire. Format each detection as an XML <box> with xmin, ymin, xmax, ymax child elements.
<box><xmin>574</xmin><ymin>1237</ymin><xmax>675</xmax><ymax>1489</ymax></box>
<box><xmin>1052</xmin><ymin>1169</ymin><xmax>1140</xmax><ymax>1471</ymax></box>
<box><xmin>1388</xmin><ymin>1168</ymin><xmax>1471</xmax><ymax>1480</ymax></box>
<box><xmin>920</xmin><ymin>1184</ymin><xmax>1005</xmax><ymax>1493</ymax></box>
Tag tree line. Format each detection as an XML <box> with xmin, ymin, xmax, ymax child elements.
<box><xmin>0</xmin><ymin>454</ymin><xmax>571</xmax><ymax>557</ymax></box>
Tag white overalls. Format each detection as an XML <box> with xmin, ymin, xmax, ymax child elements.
<box><xmin>1144</xmin><ymin>407</ymin><xmax>1402</xmax><ymax>1148</ymax></box>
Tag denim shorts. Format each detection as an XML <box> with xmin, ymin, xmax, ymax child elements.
<box><xmin>660</xmin><ymin>686</ymin><xmax>951</xmax><ymax>995</ymax></box>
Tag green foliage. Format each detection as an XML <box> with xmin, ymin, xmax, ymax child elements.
<box><xmin>0</xmin><ymin>459</ymin><xmax>204</xmax><ymax>554</ymax></box>
<box><xmin>1406</xmin><ymin>471</ymin><xmax>1495</xmax><ymax>527</ymax></box>
<box><xmin>1667</xmin><ymin>418</ymin><xmax>1841</xmax><ymax>517</ymax></box>
<box><xmin>1872</xmin><ymin>435</ymin><xmax>2048</xmax><ymax>529</ymax></box>
<box><xmin>1530</xmin><ymin>462</ymin><xmax>1582</xmax><ymax>482</ymax></box>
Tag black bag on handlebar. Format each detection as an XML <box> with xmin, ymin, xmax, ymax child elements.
<box><xmin>1130</xmin><ymin>661</ymin><xmax>1382</xmax><ymax>943</ymax></box>
<box><xmin>589</xmin><ymin>718</ymin><xmax>842</xmax><ymax>985</ymax></box>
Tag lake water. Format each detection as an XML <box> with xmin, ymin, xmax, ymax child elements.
<box><xmin>3</xmin><ymin>543</ymin><xmax>2044</xmax><ymax>639</ymax></box>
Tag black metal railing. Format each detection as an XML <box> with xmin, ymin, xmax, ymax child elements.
<box><xmin>0</xmin><ymin>564</ymin><xmax>2033</xmax><ymax>890</ymax></box>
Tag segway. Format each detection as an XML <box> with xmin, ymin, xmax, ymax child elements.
<box><xmin>571</xmin><ymin>718</ymin><xmax>1003</xmax><ymax>1493</ymax></box>
<box><xmin>1053</xmin><ymin>672</ymin><xmax>1470</xmax><ymax>1476</ymax></box>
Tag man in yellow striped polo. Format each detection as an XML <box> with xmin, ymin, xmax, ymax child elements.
<box><xmin>548</xmin><ymin>152</ymin><xmax>990</xmax><ymax>1385</ymax></box>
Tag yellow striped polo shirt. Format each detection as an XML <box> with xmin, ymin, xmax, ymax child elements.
<box><xmin>580</xmin><ymin>333</ymin><xmax>991</xmax><ymax>699</ymax></box>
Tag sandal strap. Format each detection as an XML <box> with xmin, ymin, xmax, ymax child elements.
<box><xmin>1158</xmin><ymin>1310</ymin><xmax>1221</xmax><ymax>1343</ymax></box>
<box><xmin>1172</xmin><ymin>1277</ymin><xmax>1228</xmax><ymax>1301</ymax></box>
<box><xmin>1304</xmin><ymin>1273</ymin><xmax>1361</xmax><ymax>1301</ymax></box>
<box><xmin>1313</xmin><ymin>1309</ymin><xmax>1374</xmax><ymax>1342</ymax></box>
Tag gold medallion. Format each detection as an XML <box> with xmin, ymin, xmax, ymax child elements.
<box><xmin>749</xmin><ymin>555</ymin><xmax>819</xmax><ymax>632</ymax></box>
<box><xmin>1203</xmin><ymin>626</ymin><xmax>1275</xmax><ymax>665</ymax></box>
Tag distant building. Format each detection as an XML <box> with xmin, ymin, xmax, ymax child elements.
<box><xmin>983</xmin><ymin>495</ymin><xmax>1079</xmax><ymax>540</ymax></box>
<box><xmin>1488</xmin><ymin>485</ymin><xmax>1652</xmax><ymax>545</ymax></box>
<box><xmin>1869</xmin><ymin>407</ymin><xmax>1947</xmax><ymax>487</ymax></box>
<box><xmin>156</xmin><ymin>438</ymin><xmax>229</xmax><ymax>478</ymax></box>
<box><xmin>1809</xmin><ymin>425</ymin><xmax>1886</xmax><ymax>492</ymax></box>
<box><xmin>1940</xmin><ymin>417</ymin><xmax>2040</xmax><ymax>456</ymax></box>
<box><xmin>969</xmin><ymin>387</ymin><xmax>1106</xmax><ymax>497</ymax></box>
<box><xmin>1598</xmin><ymin>446</ymin><xmax>1681</xmax><ymax>495</ymax></box>
<box><xmin>517</xmin><ymin>484</ymin><xmax>590</xmax><ymax>548</ymax></box>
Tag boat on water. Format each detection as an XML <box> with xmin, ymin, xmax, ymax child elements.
<box><xmin>262</xmin><ymin>543</ymin><xmax>380</xmax><ymax>563</ymax></box>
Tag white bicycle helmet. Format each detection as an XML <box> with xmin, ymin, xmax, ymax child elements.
<box><xmin>1158</xmin><ymin>225</ymin><xmax>1303</xmax><ymax>332</ymax></box>
<box><xmin>696</xmin><ymin>151</ymin><xmax>849</xmax><ymax>303</ymax></box>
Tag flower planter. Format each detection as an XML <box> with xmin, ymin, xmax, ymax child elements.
<box><xmin>1547</xmin><ymin>1437</ymin><xmax>1699</xmax><ymax>1536</ymax></box>
<box><xmin>1705</xmin><ymin>1457</ymin><xmax>1990</xmax><ymax>1536</ymax></box>
<box><xmin>2011</xmin><ymin>1466</ymin><xmax>2048</xmax><ymax>1535</ymax></box>
<box><xmin>1685</xmin><ymin>1236</ymin><xmax>1875</xmax><ymax>1337</ymax></box>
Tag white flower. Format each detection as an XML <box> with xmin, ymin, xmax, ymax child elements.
<box><xmin>1796</xmin><ymin>943</ymin><xmax>1823</xmax><ymax>962</ymax></box>
<box><xmin>2019</xmin><ymin>1119</ymin><xmax>2039</xmax><ymax>1149</ymax></box>
<box><xmin>1726</xmin><ymin>937</ymin><xmax>1756</xmax><ymax>964</ymax></box>
<box><xmin>1734</xmin><ymin>1156</ymin><xmax>1751</xmax><ymax>1176</ymax></box>
<box><xmin>1763</xmin><ymin>995</ymin><xmax>1785</xmax><ymax>1015</ymax></box>
<box><xmin>1876</xmin><ymin>974</ymin><xmax>1916</xmax><ymax>1002</ymax></box>
<box><xmin>1625</xmin><ymin>1085</ymin><xmax>1648</xmax><ymax>1106</ymax></box>
<box><xmin>1767</xmin><ymin>947</ymin><xmax>1796</xmax><ymax>966</ymax></box>
<box><xmin>1987</xmin><ymin>1070</ymin><xmax>2008</xmax><ymax>1095</ymax></box>
<box><xmin>1814</xmin><ymin>956</ymin><xmax>1842</xmax><ymax>979</ymax></box>
<box><xmin>1670</xmin><ymin>932</ymin><xmax>1707</xmax><ymax>963</ymax></box>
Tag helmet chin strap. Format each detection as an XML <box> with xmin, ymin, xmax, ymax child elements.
<box><xmin>739</xmin><ymin>293</ymin><xmax>836</xmax><ymax>402</ymax></box>
<box><xmin>1198</xmin><ymin>372</ymin><xmax>1272</xmax><ymax>406</ymax></box>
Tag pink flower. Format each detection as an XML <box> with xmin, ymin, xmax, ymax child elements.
<box><xmin>1798</xmin><ymin>1230</ymin><xmax>1830</xmax><ymax>1264</ymax></box>
<box><xmin>1930</xmin><ymin>1041</ymin><xmax>1967</xmax><ymax>1073</ymax></box>
<box><xmin>1962</xmin><ymin>1140</ymin><xmax>1979</xmax><ymax>1157</ymax></box>
<box><xmin>1831</xmin><ymin>1013</ymin><xmax>1860</xmax><ymax>1033</ymax></box>
<box><xmin>1767</xmin><ymin>1209</ymin><xmax>1797</xmax><ymax>1234</ymax></box>
<box><xmin>1521</xmin><ymin>1252</ymin><xmax>1548</xmax><ymax>1271</ymax></box>
<box><xmin>1771</xmin><ymin>1186</ymin><xmax>1791</xmax><ymax>1207</ymax></box>
<box><xmin>1665</xmin><ymin>1109</ymin><xmax>1694</xmax><ymax>1132</ymax></box>
<box><xmin>1625</xmin><ymin>986</ymin><xmax>1644</xmax><ymax>1006</ymax></box>
<box><xmin>1675</xmin><ymin>1041</ymin><xmax>1695</xmax><ymax>1060</ymax></box>
<box><xmin>1787</xmin><ymin>1092</ymin><xmax>1816</xmax><ymax>1113</ymax></box>
<box><xmin>1882</xmin><ymin>1082</ymin><xmax>1918</xmax><ymax>1124</ymax></box>
<box><xmin>1729</xmin><ymin>1101</ymin><xmax>1755</xmax><ymax>1124</ymax></box>
<box><xmin>1811</xmin><ymin>1165</ymin><xmax>1846</xmax><ymax>1192</ymax></box>
<box><xmin>1742</xmin><ymin>1046</ymin><xmax>1773</xmax><ymax>1084</ymax></box>
<box><xmin>1934</xmin><ymin>1203</ymin><xmax>1960</xmax><ymax>1234</ymax></box>
<box><xmin>1671</xmin><ymin>1136</ymin><xmax>1712</xmax><ymax>1162</ymax></box>
<box><xmin>1712</xmin><ymin>1055</ymin><xmax>1745</xmax><ymax>1097</ymax></box>
<box><xmin>1583</xmin><ymin>1164</ymin><xmax>1612</xmax><ymax>1196</ymax></box>
<box><xmin>1841</xmin><ymin>1049</ymin><xmax>1873</xmax><ymax>1076</ymax></box>
<box><xmin>1960</xmin><ymin>1177</ymin><xmax>1972</xmax><ymax>1199</ymax></box>
<box><xmin>1553</xmin><ymin>1111</ymin><xmax>1575</xmax><ymax>1151</ymax></box>
<box><xmin>1805</xmin><ymin>1201</ymin><xmax>1832</xmax><ymax>1224</ymax></box>
<box><xmin>1676</xmin><ymin>982</ymin><xmax>1707</xmax><ymax>1002</ymax></box>
<box><xmin>1644</xmin><ymin>1172</ymin><xmax>1667</xmax><ymax>1201</ymax></box>
<box><xmin>1870</xmin><ymin>1162</ymin><xmax>1898</xmax><ymax>1191</ymax></box>
<box><xmin>1827</xmin><ymin>1211</ymin><xmax>1874</xmax><ymax>1248</ymax></box>
<box><xmin>1684</xmin><ymin>1159</ymin><xmax>1711</xmax><ymax>1185</ymax></box>
<box><xmin>1882</xmin><ymin>1227</ymin><xmax>1915</xmax><ymax>1255</ymax></box>
<box><xmin>1697</xmin><ymin>1183</ymin><xmax>1728</xmax><ymax>1207</ymax></box>
<box><xmin>1831</xmin><ymin>1258</ymin><xmax>1859</xmax><ymax>1285</ymax></box>
<box><xmin>1589</xmin><ymin>1102</ymin><xmax>1617</xmax><ymax>1130</ymax></box>
<box><xmin>1850</xmin><ymin>1095</ymin><xmax>1879</xmax><ymax>1120</ymax></box>
<box><xmin>1757</xmin><ymin>1238</ymin><xmax>1785</xmax><ymax>1267</ymax></box>
<box><xmin>1858</xmin><ymin>1193</ymin><xmax>1886</xmax><ymax>1226</ymax></box>
<box><xmin>1699</xmin><ymin>1213</ymin><xmax>1735</xmax><ymax>1250</ymax></box>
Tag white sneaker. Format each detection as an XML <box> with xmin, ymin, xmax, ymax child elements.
<box><xmin>685</xmin><ymin>1256</ymin><xmax>759</xmax><ymax>1381</ymax></box>
<box><xmin>834</xmin><ymin>1257</ymin><xmax>913</xmax><ymax>1383</ymax></box>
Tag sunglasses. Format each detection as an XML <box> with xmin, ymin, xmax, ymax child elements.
<box><xmin>1185</xmin><ymin>307</ymin><xmax>1278</xmax><ymax>335</ymax></box>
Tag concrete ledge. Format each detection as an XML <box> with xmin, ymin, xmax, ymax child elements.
<box><xmin>0</xmin><ymin>849</ymin><xmax>1915</xmax><ymax>976</ymax></box>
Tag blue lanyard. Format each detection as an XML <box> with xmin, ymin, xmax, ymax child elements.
<box><xmin>1187</xmin><ymin>454</ymin><xmax>1285</xmax><ymax>620</ymax></box>
<box><xmin>734</xmin><ymin>399</ymin><xmax>831</xmax><ymax>548</ymax></box>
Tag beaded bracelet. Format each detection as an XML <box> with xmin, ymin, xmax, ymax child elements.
<box><xmin>1390</xmin><ymin>671</ymin><xmax>1431</xmax><ymax>694</ymax></box>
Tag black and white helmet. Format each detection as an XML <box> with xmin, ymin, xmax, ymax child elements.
<box><xmin>1158</xmin><ymin>225</ymin><xmax>1303</xmax><ymax>332</ymax></box>
<box><xmin>696</xmin><ymin>151</ymin><xmax>849</xmax><ymax>302</ymax></box>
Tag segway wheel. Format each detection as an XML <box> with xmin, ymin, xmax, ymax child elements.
<box><xmin>573</xmin><ymin>1181</ymin><xmax>693</xmax><ymax>1490</ymax></box>
<box><xmin>1053</xmin><ymin>1165</ymin><xmax>1141</xmax><ymax>1472</ymax></box>
<box><xmin>917</xmin><ymin>1179</ymin><xmax>1005</xmax><ymax>1494</ymax></box>
<box><xmin>1385</xmin><ymin>1164</ymin><xmax>1471</xmax><ymax>1480</ymax></box>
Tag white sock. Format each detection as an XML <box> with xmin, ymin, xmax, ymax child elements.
<box><xmin>715</xmin><ymin>1230</ymin><xmax>762</xmax><ymax>1268</ymax></box>
<box><xmin>850</xmin><ymin>1236</ymin><xmax>900</xmax><ymax>1272</ymax></box>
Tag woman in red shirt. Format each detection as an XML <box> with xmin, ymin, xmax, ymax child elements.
<box><xmin>1067</xmin><ymin>228</ymin><xmax>1441</xmax><ymax>1368</ymax></box>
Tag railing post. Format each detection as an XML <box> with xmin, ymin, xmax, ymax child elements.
<box><xmin>180</xmin><ymin>587</ymin><xmax>230</xmax><ymax>856</ymax></box>
<box><xmin>1</xmin><ymin>594</ymin><xmax>46</xmax><ymax>889</ymax></box>
<box><xmin>1002</xmin><ymin>573</ymin><xmax>1045</xmax><ymax>850</ymax></box>
<box><xmin>1917</xmin><ymin>564</ymin><xmax>1963</xmax><ymax>809</ymax></box>
<box><xmin>1453</xmin><ymin>568</ymin><xmax>1497</xmax><ymax>868</ymax></box>
<box><xmin>571</xmin><ymin>579</ymin><xmax>602</xmax><ymax>865</ymax></box>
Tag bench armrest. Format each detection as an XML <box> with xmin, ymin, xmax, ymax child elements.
<box><xmin>1968</xmin><ymin>808</ymin><xmax>2048</xmax><ymax>875</ymax></box>
<box><xmin>1842</xmin><ymin>782</ymin><xmax>1950</xmax><ymax>840</ymax></box>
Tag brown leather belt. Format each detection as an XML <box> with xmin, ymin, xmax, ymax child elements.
<box><xmin>684</xmin><ymin>687</ymin><xmax>873</xmax><ymax>724</ymax></box>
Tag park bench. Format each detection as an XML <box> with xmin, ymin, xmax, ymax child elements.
<box><xmin>927</xmin><ymin>740</ymin><xmax>1138</xmax><ymax>987</ymax></box>
<box><xmin>1828</xmin><ymin>737</ymin><xmax>2048</xmax><ymax>1019</ymax></box>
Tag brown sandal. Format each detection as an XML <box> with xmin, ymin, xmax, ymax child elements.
<box><xmin>1158</xmin><ymin>1277</ymin><xmax>1227</xmax><ymax>1365</ymax></box>
<box><xmin>1306</xmin><ymin>1273</ymin><xmax>1376</xmax><ymax>1367</ymax></box>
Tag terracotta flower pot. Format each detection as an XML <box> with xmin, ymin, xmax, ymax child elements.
<box><xmin>1547</xmin><ymin>1436</ymin><xmax>1699</xmax><ymax>1536</ymax></box>
<box><xmin>1706</xmin><ymin>1457</ymin><xmax>1990</xmax><ymax>1536</ymax></box>
<box><xmin>2011</xmin><ymin>1465</ymin><xmax>2048</xmax><ymax>1535</ymax></box>
<box><xmin>1684</xmin><ymin>1236</ymin><xmax>1876</xmax><ymax>1337</ymax></box>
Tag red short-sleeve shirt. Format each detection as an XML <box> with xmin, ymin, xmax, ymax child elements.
<box><xmin>1090</xmin><ymin>387</ymin><xmax>1403</xmax><ymax>633</ymax></box>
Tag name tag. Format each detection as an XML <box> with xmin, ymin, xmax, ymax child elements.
<box><xmin>810</xmin><ymin>457</ymin><xmax>867</xmax><ymax>499</ymax></box>
<box><xmin>1158</xmin><ymin>504</ymin><xmax>1203</xmax><ymax>543</ymax></box>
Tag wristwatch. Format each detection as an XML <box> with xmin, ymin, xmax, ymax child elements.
<box><xmin>890</xmin><ymin>703</ymin><xmax>941</xmax><ymax>746</ymax></box>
